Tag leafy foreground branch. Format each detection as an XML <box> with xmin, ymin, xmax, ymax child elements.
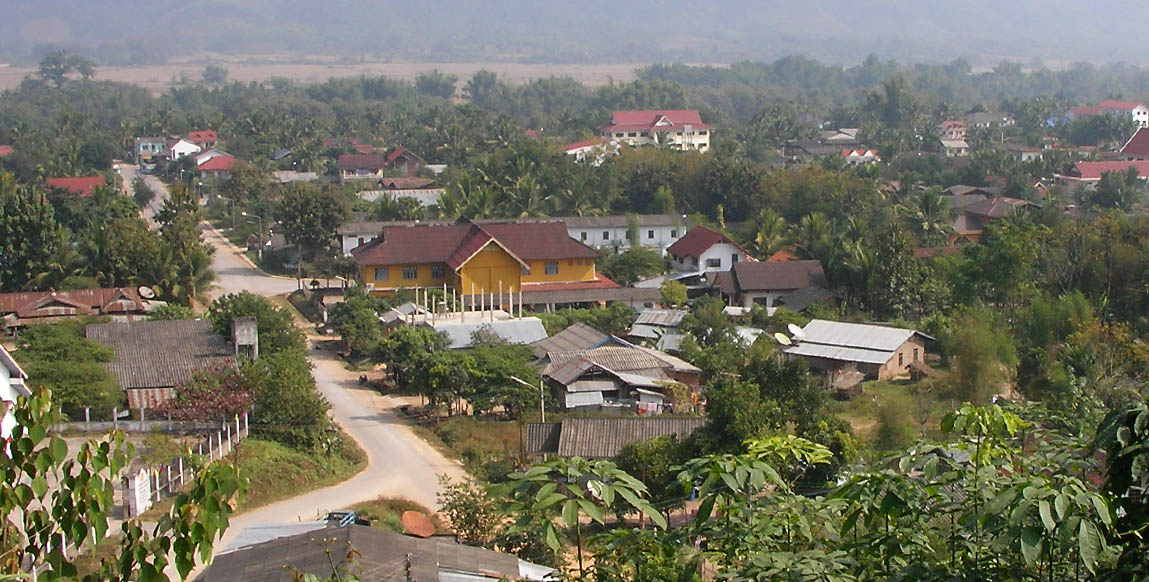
<box><xmin>438</xmin><ymin>403</ymin><xmax>1149</xmax><ymax>582</ymax></box>
<box><xmin>0</xmin><ymin>388</ymin><xmax>245</xmax><ymax>581</ymax></box>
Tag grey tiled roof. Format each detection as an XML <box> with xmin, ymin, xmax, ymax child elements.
<box><xmin>527</xmin><ymin>417</ymin><xmax>706</xmax><ymax>458</ymax></box>
<box><xmin>530</xmin><ymin>322</ymin><xmax>614</xmax><ymax>359</ymax></box>
<box><xmin>85</xmin><ymin>320</ymin><xmax>234</xmax><ymax>390</ymax></box>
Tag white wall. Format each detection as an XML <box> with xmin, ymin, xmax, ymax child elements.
<box><xmin>699</xmin><ymin>242</ymin><xmax>745</xmax><ymax>272</ymax></box>
<box><xmin>1</xmin><ymin>358</ymin><xmax>25</xmax><ymax>442</ymax></box>
<box><xmin>571</xmin><ymin>225</ymin><xmax>682</xmax><ymax>255</ymax></box>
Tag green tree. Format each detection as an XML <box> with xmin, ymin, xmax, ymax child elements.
<box><xmin>377</xmin><ymin>325</ymin><xmax>450</xmax><ymax>392</ymax></box>
<box><xmin>415</xmin><ymin>69</ymin><xmax>459</xmax><ymax>99</ymax></box>
<box><xmin>202</xmin><ymin>64</ymin><xmax>229</xmax><ymax>84</ymax></box>
<box><xmin>437</xmin><ymin>476</ymin><xmax>499</xmax><ymax>546</ymax></box>
<box><xmin>0</xmin><ymin>177</ymin><xmax>59</xmax><ymax>291</ymax></box>
<box><xmin>598</xmin><ymin>245</ymin><xmax>665</xmax><ymax>286</ymax></box>
<box><xmin>149</xmin><ymin>303</ymin><xmax>197</xmax><ymax>320</ymax></box>
<box><xmin>275</xmin><ymin>183</ymin><xmax>351</xmax><ymax>262</ymax></box>
<box><xmin>660</xmin><ymin>280</ymin><xmax>687</xmax><ymax>307</ymax></box>
<box><xmin>15</xmin><ymin>320</ymin><xmax>122</xmax><ymax>417</ymax></box>
<box><xmin>1</xmin><ymin>388</ymin><xmax>244</xmax><ymax>580</ymax></box>
<box><xmin>208</xmin><ymin>292</ymin><xmax>306</xmax><ymax>355</ymax></box>
<box><xmin>36</xmin><ymin>50</ymin><xmax>97</xmax><ymax>86</ymax></box>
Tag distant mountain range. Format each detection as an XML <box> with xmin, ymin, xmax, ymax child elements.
<box><xmin>1</xmin><ymin>0</ymin><xmax>1147</xmax><ymax>67</ymax></box>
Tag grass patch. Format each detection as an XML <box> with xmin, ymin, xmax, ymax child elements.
<box><xmin>348</xmin><ymin>496</ymin><xmax>446</xmax><ymax>534</ymax></box>
<box><xmin>828</xmin><ymin>375</ymin><xmax>955</xmax><ymax>447</ymax></box>
<box><xmin>404</xmin><ymin>413</ymin><xmax>524</xmax><ymax>481</ymax></box>
<box><xmin>234</xmin><ymin>432</ymin><xmax>366</xmax><ymax>512</ymax></box>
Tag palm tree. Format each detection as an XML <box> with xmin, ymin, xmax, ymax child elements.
<box><xmin>902</xmin><ymin>186</ymin><xmax>955</xmax><ymax>247</ymax></box>
<box><xmin>745</xmin><ymin>209</ymin><xmax>790</xmax><ymax>259</ymax></box>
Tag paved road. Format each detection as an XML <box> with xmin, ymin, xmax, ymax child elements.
<box><xmin>203</xmin><ymin>225</ymin><xmax>300</xmax><ymax>300</ymax></box>
<box><xmin>200</xmin><ymin>229</ymin><xmax>466</xmax><ymax>559</ymax></box>
<box><xmin>113</xmin><ymin>163</ymin><xmax>169</xmax><ymax>228</ymax></box>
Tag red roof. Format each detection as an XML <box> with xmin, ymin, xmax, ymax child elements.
<box><xmin>338</xmin><ymin>153</ymin><xmax>386</xmax><ymax>171</ymax></box>
<box><xmin>0</xmin><ymin>145</ymin><xmax>12</xmax><ymax>157</ymax></box>
<box><xmin>1120</xmin><ymin>128</ymin><xmax>1149</xmax><ymax>159</ymax></box>
<box><xmin>1098</xmin><ymin>100</ymin><xmax>1145</xmax><ymax>111</ymax></box>
<box><xmin>564</xmin><ymin>138</ymin><xmax>610</xmax><ymax>152</ymax></box>
<box><xmin>187</xmin><ymin>129</ymin><xmax>217</xmax><ymax>145</ymax></box>
<box><xmin>385</xmin><ymin>147</ymin><xmax>422</xmax><ymax>164</ymax></box>
<box><xmin>767</xmin><ymin>248</ymin><xmax>799</xmax><ymax>262</ymax></box>
<box><xmin>1069</xmin><ymin>160</ymin><xmax>1149</xmax><ymax>180</ymax></box>
<box><xmin>601</xmin><ymin>109</ymin><xmax>711</xmax><ymax>132</ymax></box>
<box><xmin>0</xmin><ymin>288</ymin><xmax>144</xmax><ymax>319</ymax></box>
<box><xmin>45</xmin><ymin>176</ymin><xmax>106</xmax><ymax>197</ymax></box>
<box><xmin>522</xmin><ymin>273</ymin><xmax>620</xmax><ymax>292</ymax></box>
<box><xmin>352</xmin><ymin>220</ymin><xmax>600</xmax><ymax>268</ymax></box>
<box><xmin>666</xmin><ymin>226</ymin><xmax>749</xmax><ymax>260</ymax></box>
<box><xmin>198</xmin><ymin>155</ymin><xmax>237</xmax><ymax>172</ymax></box>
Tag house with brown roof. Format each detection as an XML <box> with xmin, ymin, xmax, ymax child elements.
<box><xmin>383</xmin><ymin>146</ymin><xmax>423</xmax><ymax>177</ymax></box>
<box><xmin>337</xmin><ymin>153</ymin><xmax>387</xmax><ymax>182</ymax></box>
<box><xmin>599</xmin><ymin>110</ymin><xmax>712</xmax><ymax>152</ymax></box>
<box><xmin>44</xmin><ymin>176</ymin><xmax>106</xmax><ymax>197</ymax></box>
<box><xmin>85</xmin><ymin>319</ymin><xmax>238</xmax><ymax>409</ymax></box>
<box><xmin>1</xmin><ymin>288</ymin><xmax>151</xmax><ymax>331</ymax></box>
<box><xmin>666</xmin><ymin>226</ymin><xmax>752</xmax><ymax>273</ymax></box>
<box><xmin>352</xmin><ymin>218</ymin><xmax>611</xmax><ymax>298</ymax></box>
<box><xmin>539</xmin><ymin>343</ymin><xmax>701</xmax><ymax>410</ymax></box>
<box><xmin>709</xmin><ymin>260</ymin><xmax>829</xmax><ymax>311</ymax></box>
<box><xmin>527</xmin><ymin>417</ymin><xmax>705</xmax><ymax>459</ymax></box>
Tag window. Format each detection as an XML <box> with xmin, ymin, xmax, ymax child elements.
<box><xmin>699</xmin><ymin>130</ymin><xmax>708</xmax><ymax>136</ymax></box>
<box><xmin>640</xmin><ymin>132</ymin><xmax>649</xmax><ymax>137</ymax></box>
<box><xmin>402</xmin><ymin>267</ymin><xmax>418</xmax><ymax>280</ymax></box>
<box><xmin>545</xmin><ymin>262</ymin><xmax>559</xmax><ymax>275</ymax></box>
<box><xmin>431</xmin><ymin>265</ymin><xmax>445</xmax><ymax>279</ymax></box>
<box><xmin>898</xmin><ymin>353</ymin><xmax>904</xmax><ymax>367</ymax></box>
<box><xmin>602</xmin><ymin>231</ymin><xmax>610</xmax><ymax>241</ymax></box>
<box><xmin>522</xmin><ymin>266</ymin><xmax>530</xmax><ymax>275</ymax></box>
<box><xmin>357</xmin><ymin>237</ymin><xmax>364</xmax><ymax>247</ymax></box>
<box><xmin>373</xmin><ymin>268</ymin><xmax>389</xmax><ymax>281</ymax></box>
<box><xmin>913</xmin><ymin>348</ymin><xmax>920</xmax><ymax>361</ymax></box>
<box><xmin>580</xmin><ymin>231</ymin><xmax>587</xmax><ymax>241</ymax></box>
<box><xmin>676</xmin><ymin>132</ymin><xmax>683</xmax><ymax>136</ymax></box>
<box><xmin>692</xmin><ymin>257</ymin><xmax>699</xmax><ymax>267</ymax></box>
<box><xmin>671</xmin><ymin>229</ymin><xmax>678</xmax><ymax>238</ymax></box>
<box><xmin>647</xmin><ymin>230</ymin><xmax>655</xmax><ymax>239</ymax></box>
<box><xmin>568</xmin><ymin>260</ymin><xmax>574</xmax><ymax>266</ymax></box>
<box><xmin>615</xmin><ymin>132</ymin><xmax>624</xmax><ymax>138</ymax></box>
<box><xmin>732</xmin><ymin>253</ymin><xmax>740</xmax><ymax>264</ymax></box>
<box><xmin>628</xmin><ymin>132</ymin><xmax>637</xmax><ymax>138</ymax></box>
<box><xmin>705</xmin><ymin>258</ymin><xmax>721</xmax><ymax>268</ymax></box>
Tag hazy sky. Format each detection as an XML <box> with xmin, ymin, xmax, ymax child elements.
<box><xmin>1</xmin><ymin>0</ymin><xmax>1147</xmax><ymax>66</ymax></box>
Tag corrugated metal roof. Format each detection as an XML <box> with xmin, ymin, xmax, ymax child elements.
<box><xmin>633</xmin><ymin>309</ymin><xmax>689</xmax><ymax>327</ymax></box>
<box><xmin>797</xmin><ymin>319</ymin><xmax>921</xmax><ymax>352</ymax></box>
<box><xmin>86</xmin><ymin>320</ymin><xmax>235</xmax><ymax>390</ymax></box>
<box><xmin>427</xmin><ymin>318</ymin><xmax>548</xmax><ymax>349</ymax></box>
<box><xmin>628</xmin><ymin>324</ymin><xmax>663</xmax><ymax>339</ymax></box>
<box><xmin>784</xmin><ymin>342</ymin><xmax>894</xmax><ymax>365</ymax></box>
<box><xmin>565</xmin><ymin>391</ymin><xmax>605</xmax><ymax>408</ymax></box>
<box><xmin>530</xmin><ymin>322</ymin><xmax>613</xmax><ymax>359</ymax></box>
<box><xmin>553</xmin><ymin>417</ymin><xmax>706</xmax><ymax>458</ymax></box>
<box><xmin>525</xmin><ymin>422</ymin><xmax>561</xmax><ymax>454</ymax></box>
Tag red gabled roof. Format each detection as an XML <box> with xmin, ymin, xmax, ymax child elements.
<box><xmin>0</xmin><ymin>145</ymin><xmax>12</xmax><ymax>157</ymax></box>
<box><xmin>187</xmin><ymin>129</ymin><xmax>217</xmax><ymax>144</ymax></box>
<box><xmin>198</xmin><ymin>155</ymin><xmax>237</xmax><ymax>172</ymax></box>
<box><xmin>1098</xmin><ymin>100</ymin><xmax>1145</xmax><ymax>111</ymax></box>
<box><xmin>352</xmin><ymin>220</ymin><xmax>600</xmax><ymax>268</ymax></box>
<box><xmin>45</xmin><ymin>176</ymin><xmax>106</xmax><ymax>197</ymax></box>
<box><xmin>338</xmin><ymin>153</ymin><xmax>385</xmax><ymax>171</ymax></box>
<box><xmin>1069</xmin><ymin>160</ymin><xmax>1149</xmax><ymax>180</ymax></box>
<box><xmin>521</xmin><ymin>273</ymin><xmax>620</xmax><ymax>292</ymax></box>
<box><xmin>564</xmin><ymin>138</ymin><xmax>610</xmax><ymax>152</ymax></box>
<box><xmin>601</xmin><ymin>109</ymin><xmax>711</xmax><ymax>132</ymax></box>
<box><xmin>1120</xmin><ymin>128</ymin><xmax>1149</xmax><ymax>159</ymax></box>
<box><xmin>385</xmin><ymin>146</ymin><xmax>422</xmax><ymax>164</ymax></box>
<box><xmin>0</xmin><ymin>288</ymin><xmax>144</xmax><ymax>318</ymax></box>
<box><xmin>666</xmin><ymin>226</ymin><xmax>749</xmax><ymax>260</ymax></box>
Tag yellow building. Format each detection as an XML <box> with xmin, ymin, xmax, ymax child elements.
<box><xmin>352</xmin><ymin>219</ymin><xmax>611</xmax><ymax>298</ymax></box>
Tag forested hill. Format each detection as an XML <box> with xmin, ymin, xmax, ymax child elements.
<box><xmin>2</xmin><ymin>0</ymin><xmax>1148</xmax><ymax>66</ymax></box>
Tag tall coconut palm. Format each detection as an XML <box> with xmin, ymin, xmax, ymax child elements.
<box><xmin>745</xmin><ymin>209</ymin><xmax>790</xmax><ymax>259</ymax></box>
<box><xmin>902</xmin><ymin>186</ymin><xmax>955</xmax><ymax>247</ymax></box>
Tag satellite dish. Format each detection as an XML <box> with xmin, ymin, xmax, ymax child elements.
<box><xmin>773</xmin><ymin>332</ymin><xmax>792</xmax><ymax>346</ymax></box>
<box><xmin>788</xmin><ymin>323</ymin><xmax>805</xmax><ymax>340</ymax></box>
<box><xmin>138</xmin><ymin>286</ymin><xmax>156</xmax><ymax>299</ymax></box>
<box><xmin>401</xmin><ymin>511</ymin><xmax>435</xmax><ymax>538</ymax></box>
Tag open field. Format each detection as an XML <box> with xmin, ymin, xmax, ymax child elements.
<box><xmin>0</xmin><ymin>61</ymin><xmax>647</xmax><ymax>93</ymax></box>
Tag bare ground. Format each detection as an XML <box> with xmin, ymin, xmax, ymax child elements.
<box><xmin>0</xmin><ymin>61</ymin><xmax>644</xmax><ymax>93</ymax></box>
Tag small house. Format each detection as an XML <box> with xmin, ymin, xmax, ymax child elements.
<box><xmin>709</xmin><ymin>260</ymin><xmax>828</xmax><ymax>311</ymax></box>
<box><xmin>666</xmin><ymin>226</ymin><xmax>752</xmax><ymax>273</ymax></box>
<box><xmin>337</xmin><ymin>153</ymin><xmax>386</xmax><ymax>182</ymax></box>
<box><xmin>784</xmin><ymin>319</ymin><xmax>933</xmax><ymax>380</ymax></box>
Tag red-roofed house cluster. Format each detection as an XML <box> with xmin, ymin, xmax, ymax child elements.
<box><xmin>599</xmin><ymin>110</ymin><xmax>712</xmax><ymax>152</ymax></box>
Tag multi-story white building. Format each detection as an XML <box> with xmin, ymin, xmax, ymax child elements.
<box><xmin>1098</xmin><ymin>100</ymin><xmax>1149</xmax><ymax>129</ymax></box>
<box><xmin>599</xmin><ymin>110</ymin><xmax>712</xmax><ymax>152</ymax></box>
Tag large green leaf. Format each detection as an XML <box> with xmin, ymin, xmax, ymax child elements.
<box><xmin>561</xmin><ymin>499</ymin><xmax>579</xmax><ymax>529</ymax></box>
<box><xmin>1020</xmin><ymin>527</ymin><xmax>1043</xmax><ymax>566</ymax></box>
<box><xmin>1077</xmin><ymin>519</ymin><xmax>1102</xmax><ymax>573</ymax></box>
<box><xmin>544</xmin><ymin>522</ymin><xmax>560</xmax><ymax>552</ymax></box>
<box><xmin>1038</xmin><ymin>499</ymin><xmax>1055</xmax><ymax>533</ymax></box>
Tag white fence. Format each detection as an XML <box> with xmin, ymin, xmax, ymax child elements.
<box><xmin>122</xmin><ymin>413</ymin><xmax>250</xmax><ymax>517</ymax></box>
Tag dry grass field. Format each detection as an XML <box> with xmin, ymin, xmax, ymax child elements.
<box><xmin>0</xmin><ymin>60</ymin><xmax>645</xmax><ymax>93</ymax></box>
